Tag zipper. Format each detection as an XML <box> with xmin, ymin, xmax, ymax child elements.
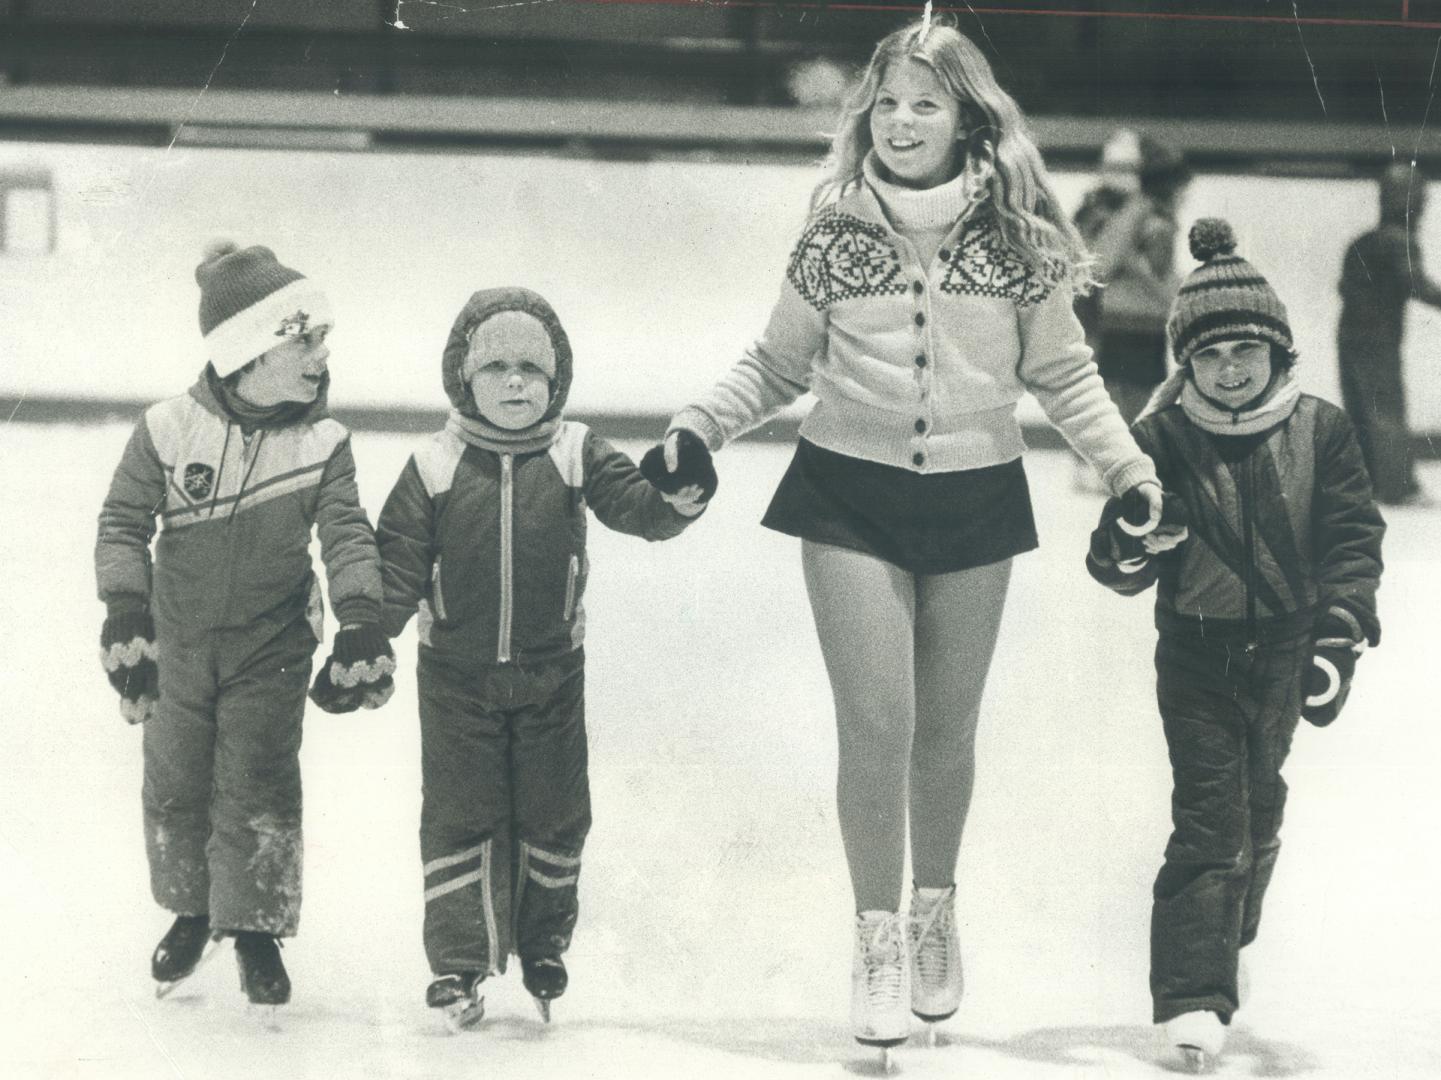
<box><xmin>497</xmin><ymin>454</ymin><xmax>514</xmax><ymax>663</ymax></box>
<box><xmin>1240</xmin><ymin>454</ymin><xmax>1258</xmax><ymax>652</ymax></box>
<box><xmin>563</xmin><ymin>554</ymin><xmax>579</xmax><ymax>621</ymax></box>
<box><xmin>432</xmin><ymin>556</ymin><xmax>448</xmax><ymax>622</ymax></box>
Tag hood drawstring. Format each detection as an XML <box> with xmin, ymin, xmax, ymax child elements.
<box><xmin>230</xmin><ymin>429</ymin><xmax>266</xmax><ymax>521</ymax></box>
<box><xmin>210</xmin><ymin>421</ymin><xmax>234</xmax><ymax>519</ymax></box>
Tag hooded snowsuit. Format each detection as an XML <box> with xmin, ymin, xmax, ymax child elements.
<box><xmin>95</xmin><ymin>369</ymin><xmax>383</xmax><ymax>935</ymax></box>
<box><xmin>377</xmin><ymin>288</ymin><xmax>698</xmax><ymax>977</ymax></box>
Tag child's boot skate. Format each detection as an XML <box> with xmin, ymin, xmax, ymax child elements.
<box><xmin>908</xmin><ymin>885</ymin><xmax>962</xmax><ymax>1042</ymax></box>
<box><xmin>427</xmin><ymin>972</ymin><xmax>486</xmax><ymax>1032</ymax></box>
<box><xmin>152</xmin><ymin>914</ymin><xmax>219</xmax><ymax>997</ymax></box>
<box><xmin>521</xmin><ymin>956</ymin><xmax>567</xmax><ymax>1022</ymax></box>
<box><xmin>1165</xmin><ymin>1009</ymin><xmax>1225</xmax><ymax>1072</ymax></box>
<box><xmin>851</xmin><ymin>910</ymin><xmax>910</xmax><ymax>1069</ymax></box>
<box><xmin>233</xmin><ymin>931</ymin><xmax>291</xmax><ymax>1013</ymax></box>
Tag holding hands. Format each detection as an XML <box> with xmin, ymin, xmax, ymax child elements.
<box><xmin>309</xmin><ymin>623</ymin><xmax>397</xmax><ymax>714</ymax></box>
<box><xmin>640</xmin><ymin>429</ymin><xmax>717</xmax><ymax>517</ymax></box>
<box><xmin>1092</xmin><ymin>483</ymin><xmax>1190</xmax><ymax>571</ymax></box>
<box><xmin>100</xmin><ymin>609</ymin><xmax>159</xmax><ymax>725</ymax></box>
<box><xmin>1301</xmin><ymin>608</ymin><xmax>1366</xmax><ymax>727</ymax></box>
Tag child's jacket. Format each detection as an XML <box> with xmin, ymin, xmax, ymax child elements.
<box><xmin>1087</xmin><ymin>392</ymin><xmax>1385</xmax><ymax>646</ymax></box>
<box><xmin>377</xmin><ymin>288</ymin><xmax>695</xmax><ymax>666</ymax></box>
<box><xmin>96</xmin><ymin>371</ymin><xmax>382</xmax><ymax>633</ymax></box>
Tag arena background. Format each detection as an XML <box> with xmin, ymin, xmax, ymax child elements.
<box><xmin>2</xmin><ymin>5</ymin><xmax>1439</xmax><ymax>1080</ymax></box>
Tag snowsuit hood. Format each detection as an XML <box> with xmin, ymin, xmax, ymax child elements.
<box><xmin>442</xmin><ymin>288</ymin><xmax>574</xmax><ymax>425</ymax></box>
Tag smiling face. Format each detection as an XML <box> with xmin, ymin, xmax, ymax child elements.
<box><xmin>869</xmin><ymin>58</ymin><xmax>968</xmax><ymax>190</ymax></box>
<box><xmin>235</xmin><ymin>325</ymin><xmax>331</xmax><ymax>406</ymax></box>
<box><xmin>1189</xmin><ymin>338</ymin><xmax>1274</xmax><ymax>410</ymax></box>
<box><xmin>465</xmin><ymin>311</ymin><xmax>557</xmax><ymax>430</ymax></box>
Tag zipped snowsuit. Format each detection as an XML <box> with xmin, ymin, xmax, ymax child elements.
<box><xmin>95</xmin><ymin>371</ymin><xmax>382</xmax><ymax>935</ymax></box>
<box><xmin>1087</xmin><ymin>392</ymin><xmax>1383</xmax><ymax>1025</ymax></box>
<box><xmin>378</xmin><ymin>288</ymin><xmax>698</xmax><ymax>977</ymax></box>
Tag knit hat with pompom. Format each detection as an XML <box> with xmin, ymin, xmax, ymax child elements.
<box><xmin>1166</xmin><ymin>218</ymin><xmax>1294</xmax><ymax>367</ymax></box>
<box><xmin>194</xmin><ymin>240</ymin><xmax>333</xmax><ymax>377</ymax></box>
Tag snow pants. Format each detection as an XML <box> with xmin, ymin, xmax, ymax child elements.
<box><xmin>417</xmin><ymin>646</ymin><xmax>589</xmax><ymax>977</ymax></box>
<box><xmin>143</xmin><ymin>615</ymin><xmax>315</xmax><ymax>936</ymax></box>
<box><xmin>1150</xmin><ymin>631</ymin><xmax>1306</xmax><ymax>1024</ymax></box>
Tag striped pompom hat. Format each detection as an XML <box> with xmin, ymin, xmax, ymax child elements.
<box><xmin>195</xmin><ymin>240</ymin><xmax>333</xmax><ymax>377</ymax></box>
<box><xmin>1166</xmin><ymin>218</ymin><xmax>1294</xmax><ymax>367</ymax></box>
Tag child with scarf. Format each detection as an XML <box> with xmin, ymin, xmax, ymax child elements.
<box><xmin>374</xmin><ymin>287</ymin><xmax>706</xmax><ymax>1029</ymax></box>
<box><xmin>1086</xmin><ymin>219</ymin><xmax>1385</xmax><ymax>1070</ymax></box>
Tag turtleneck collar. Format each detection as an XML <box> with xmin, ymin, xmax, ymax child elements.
<box><xmin>862</xmin><ymin>151</ymin><xmax>974</xmax><ymax>230</ymax></box>
<box><xmin>1141</xmin><ymin>364</ymin><xmax>1302</xmax><ymax>436</ymax></box>
<box><xmin>205</xmin><ymin>365</ymin><xmax>317</xmax><ymax>434</ymax></box>
<box><xmin>445</xmin><ymin>409</ymin><xmax>560</xmax><ymax>456</ymax></box>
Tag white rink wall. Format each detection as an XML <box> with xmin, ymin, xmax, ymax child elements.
<box><xmin>2</xmin><ymin>139</ymin><xmax>1440</xmax><ymax>431</ymax></box>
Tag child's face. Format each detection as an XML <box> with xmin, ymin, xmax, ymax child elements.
<box><xmin>236</xmin><ymin>325</ymin><xmax>331</xmax><ymax>406</ymax></box>
<box><xmin>869</xmin><ymin>58</ymin><xmax>967</xmax><ymax>190</ymax></box>
<box><xmin>1189</xmin><ymin>338</ymin><xmax>1272</xmax><ymax>409</ymax></box>
<box><xmin>465</xmin><ymin>312</ymin><xmax>557</xmax><ymax>430</ymax></box>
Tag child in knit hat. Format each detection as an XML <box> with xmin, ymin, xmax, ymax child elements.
<box><xmin>1085</xmin><ymin>219</ymin><xmax>1386</xmax><ymax>1070</ymax></box>
<box><xmin>374</xmin><ymin>287</ymin><xmax>706</xmax><ymax>1030</ymax></box>
<box><xmin>95</xmin><ymin>240</ymin><xmax>395</xmax><ymax>1008</ymax></box>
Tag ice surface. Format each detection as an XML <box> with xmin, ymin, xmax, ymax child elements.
<box><xmin>2</xmin><ymin>423</ymin><xmax>1438</xmax><ymax>1079</ymax></box>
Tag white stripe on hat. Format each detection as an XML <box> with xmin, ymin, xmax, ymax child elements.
<box><xmin>205</xmin><ymin>278</ymin><xmax>334</xmax><ymax>377</ymax></box>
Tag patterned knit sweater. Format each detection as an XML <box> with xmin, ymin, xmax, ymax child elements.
<box><xmin>671</xmin><ymin>165</ymin><xmax>1157</xmax><ymax>495</ymax></box>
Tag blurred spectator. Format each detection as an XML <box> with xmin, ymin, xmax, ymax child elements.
<box><xmin>1337</xmin><ymin>161</ymin><xmax>1441</xmax><ymax>505</ymax></box>
<box><xmin>1072</xmin><ymin>128</ymin><xmax>1142</xmax><ymax>347</ymax></box>
<box><xmin>1085</xmin><ymin>134</ymin><xmax>1192</xmax><ymax>426</ymax></box>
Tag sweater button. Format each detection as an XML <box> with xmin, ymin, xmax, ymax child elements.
<box><xmin>914</xmin><ymin>312</ymin><xmax>926</xmax><ymax>327</ymax></box>
<box><xmin>912</xmin><ymin>281</ymin><xmax>923</xmax><ymax>295</ymax></box>
<box><xmin>915</xmin><ymin>354</ymin><xmax>927</xmax><ymax>367</ymax></box>
<box><xmin>915</xmin><ymin>418</ymin><xmax>927</xmax><ymax>434</ymax></box>
<box><xmin>938</xmin><ymin>248</ymin><xmax>951</xmax><ymax>262</ymax></box>
<box><xmin>912</xmin><ymin>452</ymin><xmax>925</xmax><ymax>467</ymax></box>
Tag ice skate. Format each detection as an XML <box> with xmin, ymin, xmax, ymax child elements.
<box><xmin>908</xmin><ymin>885</ymin><xmax>962</xmax><ymax>1037</ymax></box>
<box><xmin>521</xmin><ymin>956</ymin><xmax>567</xmax><ymax>1023</ymax></box>
<box><xmin>233</xmin><ymin>931</ymin><xmax>290</xmax><ymax>1018</ymax></box>
<box><xmin>851</xmin><ymin>910</ymin><xmax>910</xmax><ymax>1063</ymax></box>
<box><xmin>427</xmin><ymin>972</ymin><xmax>486</xmax><ymax>1032</ymax></box>
<box><xmin>1165</xmin><ymin>1010</ymin><xmax>1225</xmax><ymax>1072</ymax></box>
<box><xmin>152</xmin><ymin>914</ymin><xmax>222</xmax><ymax>998</ymax></box>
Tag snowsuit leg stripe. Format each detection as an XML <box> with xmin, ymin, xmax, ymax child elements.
<box><xmin>424</xmin><ymin>866</ymin><xmax>486</xmax><ymax>903</ymax></box>
<box><xmin>423</xmin><ymin>842</ymin><xmax>487</xmax><ymax>877</ymax></box>
<box><xmin>527</xmin><ymin>867</ymin><xmax>579</xmax><ymax>888</ymax></box>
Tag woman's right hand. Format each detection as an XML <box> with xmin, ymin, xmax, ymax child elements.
<box><xmin>640</xmin><ymin>429</ymin><xmax>718</xmax><ymax>502</ymax></box>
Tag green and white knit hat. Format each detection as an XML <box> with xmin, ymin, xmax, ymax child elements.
<box><xmin>195</xmin><ymin>240</ymin><xmax>333</xmax><ymax>377</ymax></box>
<box><xmin>1166</xmin><ymin>218</ymin><xmax>1294</xmax><ymax>367</ymax></box>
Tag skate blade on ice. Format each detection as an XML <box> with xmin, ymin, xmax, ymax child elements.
<box><xmin>1179</xmin><ymin>1046</ymin><xmax>1212</xmax><ymax>1073</ymax></box>
<box><xmin>155</xmin><ymin>938</ymin><xmax>226</xmax><ymax>999</ymax></box>
<box><xmin>441</xmin><ymin>997</ymin><xmax>486</xmax><ymax>1033</ymax></box>
<box><xmin>532</xmin><ymin>996</ymin><xmax>552</xmax><ymax>1024</ymax></box>
<box><xmin>246</xmin><ymin>1003</ymin><xmax>284</xmax><ymax>1031</ymax></box>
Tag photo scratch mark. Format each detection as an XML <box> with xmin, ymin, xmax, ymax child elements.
<box><xmin>961</xmin><ymin>2</ymin><xmax>1003</xmax><ymax>61</ymax></box>
<box><xmin>1292</xmin><ymin>1</ymin><xmax>1327</xmax><ymax>116</ymax></box>
<box><xmin>1407</xmin><ymin>34</ymin><xmax>1441</xmax><ymax>286</ymax></box>
<box><xmin>5</xmin><ymin>396</ymin><xmax>26</xmax><ymax>424</ymax></box>
<box><xmin>1375</xmin><ymin>65</ymin><xmax>1396</xmax><ymax>160</ymax></box>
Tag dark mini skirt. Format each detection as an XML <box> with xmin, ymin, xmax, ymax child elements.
<box><xmin>760</xmin><ymin>438</ymin><xmax>1039</xmax><ymax>575</ymax></box>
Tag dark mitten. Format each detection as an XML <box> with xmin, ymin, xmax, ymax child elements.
<box><xmin>1301</xmin><ymin>609</ymin><xmax>1365</xmax><ymax>727</ymax></box>
<box><xmin>309</xmin><ymin>623</ymin><xmax>396</xmax><ymax>714</ymax></box>
<box><xmin>639</xmin><ymin>429</ymin><xmax>718</xmax><ymax>502</ymax></box>
<box><xmin>99</xmin><ymin>609</ymin><xmax>159</xmax><ymax>725</ymax></box>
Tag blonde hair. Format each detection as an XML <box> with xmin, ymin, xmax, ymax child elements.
<box><xmin>813</xmin><ymin>16</ymin><xmax>1093</xmax><ymax>292</ymax></box>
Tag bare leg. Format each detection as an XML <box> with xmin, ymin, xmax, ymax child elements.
<box><xmin>909</xmin><ymin>559</ymin><xmax>1012</xmax><ymax>889</ymax></box>
<box><xmin>802</xmin><ymin>540</ymin><xmax>916</xmax><ymax>913</ymax></box>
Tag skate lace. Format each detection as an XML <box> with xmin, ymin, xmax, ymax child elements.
<box><xmin>861</xmin><ymin>915</ymin><xmax>906</xmax><ymax>1007</ymax></box>
<box><xmin>910</xmin><ymin>894</ymin><xmax>954</xmax><ymax>987</ymax></box>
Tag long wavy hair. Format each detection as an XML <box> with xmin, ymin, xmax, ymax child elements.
<box><xmin>813</xmin><ymin>16</ymin><xmax>1094</xmax><ymax>292</ymax></box>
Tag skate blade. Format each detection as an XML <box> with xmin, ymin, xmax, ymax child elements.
<box><xmin>154</xmin><ymin>938</ymin><xmax>226</xmax><ymax>999</ymax></box>
<box><xmin>441</xmin><ymin>998</ymin><xmax>486</xmax><ymax>1033</ymax></box>
<box><xmin>246</xmin><ymin>1003</ymin><xmax>284</xmax><ymax>1030</ymax></box>
<box><xmin>923</xmin><ymin>1023</ymin><xmax>938</xmax><ymax>1049</ymax></box>
<box><xmin>532</xmin><ymin>996</ymin><xmax>552</xmax><ymax>1024</ymax></box>
<box><xmin>1179</xmin><ymin>1046</ymin><xmax>1211</xmax><ymax>1073</ymax></box>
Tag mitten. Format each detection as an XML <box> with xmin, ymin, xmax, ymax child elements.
<box><xmin>309</xmin><ymin>623</ymin><xmax>396</xmax><ymax>714</ymax></box>
<box><xmin>1093</xmin><ymin>489</ymin><xmax>1189</xmax><ymax>570</ymax></box>
<box><xmin>1301</xmin><ymin>608</ymin><xmax>1366</xmax><ymax>727</ymax></box>
<box><xmin>639</xmin><ymin>429</ymin><xmax>718</xmax><ymax>503</ymax></box>
<box><xmin>99</xmin><ymin>609</ymin><xmax>159</xmax><ymax>725</ymax></box>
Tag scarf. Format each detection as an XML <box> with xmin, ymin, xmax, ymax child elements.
<box><xmin>445</xmin><ymin>409</ymin><xmax>560</xmax><ymax>456</ymax></box>
<box><xmin>1138</xmin><ymin>365</ymin><xmax>1302</xmax><ymax>436</ymax></box>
